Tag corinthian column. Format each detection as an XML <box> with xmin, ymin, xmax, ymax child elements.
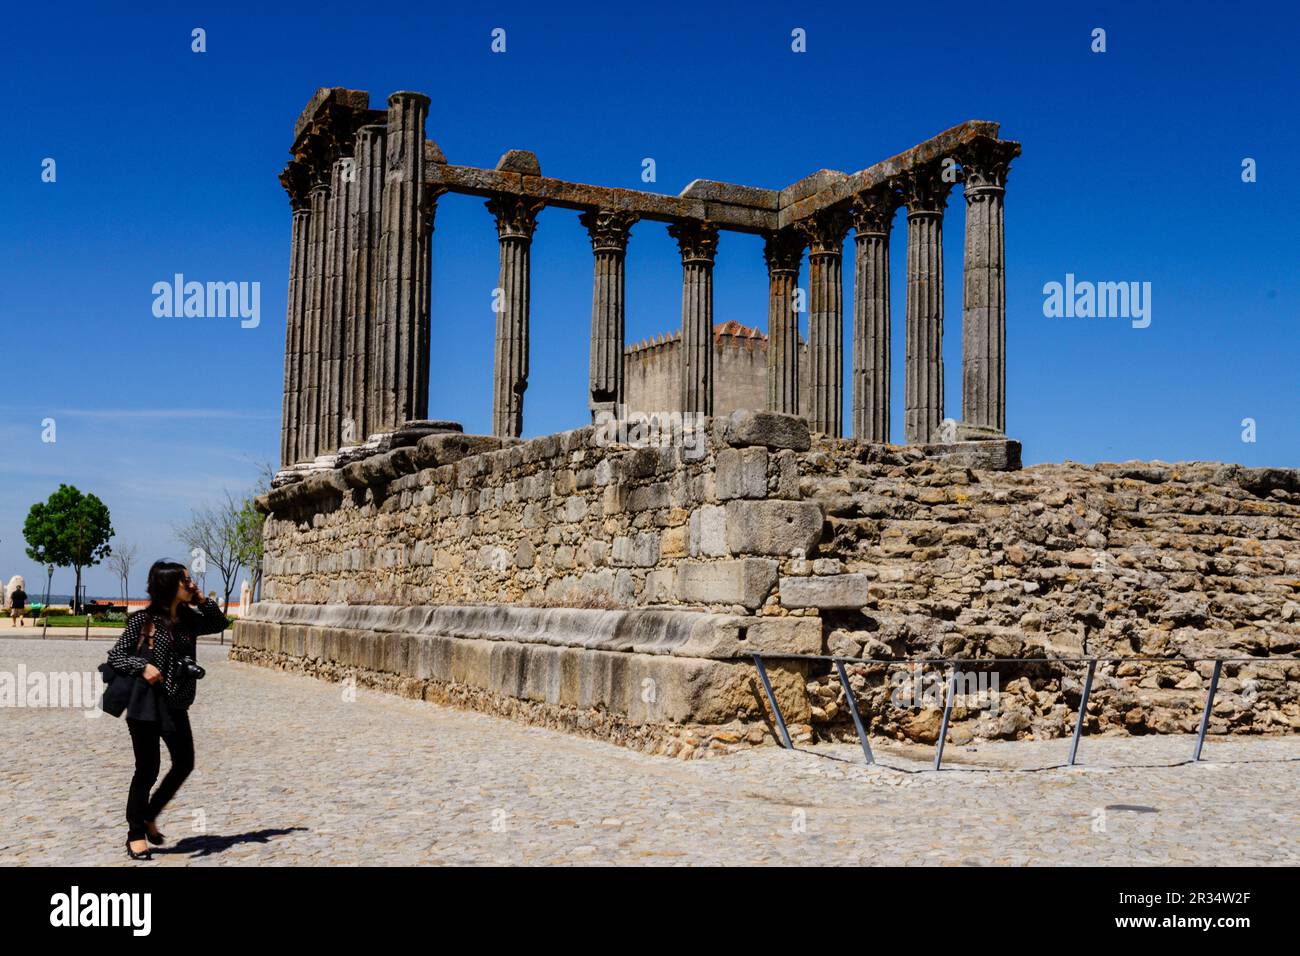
<box><xmin>798</xmin><ymin>208</ymin><xmax>850</xmax><ymax>436</ymax></box>
<box><xmin>899</xmin><ymin>165</ymin><xmax>955</xmax><ymax>444</ymax></box>
<box><xmin>580</xmin><ymin>209</ymin><xmax>638</xmax><ymax>419</ymax></box>
<box><xmin>347</xmin><ymin>124</ymin><xmax>386</xmax><ymax>445</ymax></box>
<box><xmin>301</xmin><ymin>178</ymin><xmax>331</xmax><ymax>460</ymax></box>
<box><xmin>278</xmin><ymin>161</ymin><xmax>310</xmax><ymax>466</ymax></box>
<box><xmin>322</xmin><ymin>153</ymin><xmax>354</xmax><ymax>452</ymax></box>
<box><xmin>957</xmin><ymin>137</ymin><xmax>1019</xmax><ymax>434</ymax></box>
<box><xmin>378</xmin><ymin>91</ymin><xmax>430</xmax><ymax>431</ymax></box>
<box><xmin>414</xmin><ymin>186</ymin><xmax>442</xmax><ymax>426</ymax></box>
<box><xmin>763</xmin><ymin>230</ymin><xmax>804</xmax><ymax>415</ymax></box>
<box><xmin>849</xmin><ymin>186</ymin><xmax>900</xmax><ymax>442</ymax></box>
<box><xmin>667</xmin><ymin>221</ymin><xmax>719</xmax><ymax>417</ymax></box>
<box><xmin>487</xmin><ymin>195</ymin><xmax>544</xmax><ymax>437</ymax></box>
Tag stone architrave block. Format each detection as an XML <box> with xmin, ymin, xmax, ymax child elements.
<box><xmin>716</xmin><ymin>447</ymin><xmax>769</xmax><ymax>500</ymax></box>
<box><xmin>677</xmin><ymin>559</ymin><xmax>778</xmax><ymax>610</ymax></box>
<box><xmin>779</xmin><ymin>572</ymin><xmax>872</xmax><ymax>610</ymax></box>
<box><xmin>726</xmin><ymin>409</ymin><xmax>811</xmax><ymax>451</ymax></box>
<box><xmin>724</xmin><ymin>500</ymin><xmax>823</xmax><ymax>556</ymax></box>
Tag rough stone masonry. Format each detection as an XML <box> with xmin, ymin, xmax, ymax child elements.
<box><xmin>237</xmin><ymin>86</ymin><xmax>1299</xmax><ymax>757</ymax></box>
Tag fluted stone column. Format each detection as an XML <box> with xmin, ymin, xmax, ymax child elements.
<box><xmin>301</xmin><ymin>179</ymin><xmax>331</xmax><ymax>460</ymax></box>
<box><xmin>763</xmin><ymin>230</ymin><xmax>804</xmax><ymax>415</ymax></box>
<box><xmin>378</xmin><ymin>91</ymin><xmax>430</xmax><ymax>431</ymax></box>
<box><xmin>277</xmin><ymin>159</ymin><xmax>310</xmax><ymax>467</ymax></box>
<box><xmin>957</xmin><ymin>138</ymin><xmax>1018</xmax><ymax>434</ymax></box>
<box><xmin>281</xmin><ymin>203</ymin><xmax>309</xmax><ymax>465</ymax></box>
<box><xmin>347</xmin><ymin>124</ymin><xmax>386</xmax><ymax>444</ymax></box>
<box><xmin>667</xmin><ymin>221</ymin><xmax>719</xmax><ymax>417</ymax></box>
<box><xmin>322</xmin><ymin>154</ymin><xmax>353</xmax><ymax>452</ymax></box>
<box><xmin>580</xmin><ymin>210</ymin><xmax>638</xmax><ymax>419</ymax></box>
<box><xmin>487</xmin><ymin>195</ymin><xmax>544</xmax><ymax>438</ymax></box>
<box><xmin>900</xmin><ymin>165</ymin><xmax>955</xmax><ymax>444</ymax></box>
<box><xmin>798</xmin><ymin>208</ymin><xmax>850</xmax><ymax>436</ymax></box>
<box><xmin>414</xmin><ymin>186</ymin><xmax>441</xmax><ymax>427</ymax></box>
<box><xmin>850</xmin><ymin>187</ymin><xmax>899</xmax><ymax>442</ymax></box>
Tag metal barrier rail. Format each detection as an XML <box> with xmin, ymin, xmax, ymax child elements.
<box><xmin>750</xmin><ymin>653</ymin><xmax>1290</xmax><ymax>770</ymax></box>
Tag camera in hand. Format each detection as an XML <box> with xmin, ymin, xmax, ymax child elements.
<box><xmin>177</xmin><ymin>656</ymin><xmax>206</xmax><ymax>680</ymax></box>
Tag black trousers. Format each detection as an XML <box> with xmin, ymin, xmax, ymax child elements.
<box><xmin>125</xmin><ymin>708</ymin><xmax>194</xmax><ymax>840</ymax></box>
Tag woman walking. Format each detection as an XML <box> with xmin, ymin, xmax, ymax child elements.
<box><xmin>6</xmin><ymin>576</ymin><xmax>27</xmax><ymax>627</ymax></box>
<box><xmin>106</xmin><ymin>560</ymin><xmax>228</xmax><ymax>860</ymax></box>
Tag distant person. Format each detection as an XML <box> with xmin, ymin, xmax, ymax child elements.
<box><xmin>6</xmin><ymin>576</ymin><xmax>27</xmax><ymax>627</ymax></box>
<box><xmin>106</xmin><ymin>560</ymin><xmax>228</xmax><ymax>861</ymax></box>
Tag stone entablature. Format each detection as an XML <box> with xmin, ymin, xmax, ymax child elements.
<box><xmin>277</xmin><ymin>86</ymin><xmax>1020</xmax><ymax>471</ymax></box>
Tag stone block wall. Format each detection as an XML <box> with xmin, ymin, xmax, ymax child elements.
<box><xmin>241</xmin><ymin>413</ymin><xmax>1300</xmax><ymax>750</ymax></box>
<box><xmin>259</xmin><ymin>413</ymin><xmax>822</xmax><ymax>613</ymax></box>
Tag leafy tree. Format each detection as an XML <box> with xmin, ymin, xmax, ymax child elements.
<box><xmin>175</xmin><ymin>497</ymin><xmax>242</xmax><ymax>614</ymax></box>
<box><xmin>23</xmin><ymin>485</ymin><xmax>114</xmax><ymax>613</ymax></box>
<box><xmin>232</xmin><ymin>495</ymin><xmax>266</xmax><ymax>602</ymax></box>
<box><xmin>232</xmin><ymin>466</ymin><xmax>271</xmax><ymax>601</ymax></box>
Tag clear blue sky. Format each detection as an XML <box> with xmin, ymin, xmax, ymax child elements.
<box><xmin>1</xmin><ymin>1</ymin><xmax>1296</xmax><ymax>597</ymax></box>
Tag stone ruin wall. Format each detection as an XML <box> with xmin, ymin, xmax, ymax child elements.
<box><xmin>796</xmin><ymin>442</ymin><xmax>1300</xmax><ymax>744</ymax></box>
<box><xmin>239</xmin><ymin>412</ymin><xmax>1300</xmax><ymax>752</ymax></box>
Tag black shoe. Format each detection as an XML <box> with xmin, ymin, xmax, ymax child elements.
<box><xmin>145</xmin><ymin>825</ymin><xmax>165</xmax><ymax>846</ymax></box>
<box><xmin>126</xmin><ymin>838</ymin><xmax>153</xmax><ymax>861</ymax></box>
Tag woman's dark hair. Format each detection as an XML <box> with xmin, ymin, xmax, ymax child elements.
<box><xmin>148</xmin><ymin>561</ymin><xmax>189</xmax><ymax>613</ymax></box>
<box><xmin>145</xmin><ymin>560</ymin><xmax>189</xmax><ymax>617</ymax></box>
<box><xmin>134</xmin><ymin>560</ymin><xmax>189</xmax><ymax>651</ymax></box>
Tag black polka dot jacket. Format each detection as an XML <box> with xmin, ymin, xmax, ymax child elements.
<box><xmin>106</xmin><ymin>599</ymin><xmax>228</xmax><ymax>709</ymax></box>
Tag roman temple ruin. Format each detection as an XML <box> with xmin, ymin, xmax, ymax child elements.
<box><xmin>234</xmin><ymin>88</ymin><xmax>1300</xmax><ymax>756</ymax></box>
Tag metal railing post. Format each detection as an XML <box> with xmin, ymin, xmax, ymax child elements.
<box><xmin>1193</xmin><ymin>659</ymin><xmax>1224</xmax><ymax>762</ymax></box>
<box><xmin>933</xmin><ymin>669</ymin><xmax>958</xmax><ymax>771</ymax></box>
<box><xmin>834</xmin><ymin>659</ymin><xmax>874</xmax><ymax>765</ymax></box>
<box><xmin>752</xmin><ymin>654</ymin><xmax>793</xmax><ymax>750</ymax></box>
<box><xmin>1068</xmin><ymin>659</ymin><xmax>1097</xmax><ymax>767</ymax></box>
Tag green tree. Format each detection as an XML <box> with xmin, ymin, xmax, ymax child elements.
<box><xmin>175</xmin><ymin>497</ymin><xmax>242</xmax><ymax>614</ymax></box>
<box><xmin>232</xmin><ymin>494</ymin><xmax>266</xmax><ymax>601</ymax></box>
<box><xmin>23</xmin><ymin>485</ymin><xmax>114</xmax><ymax>613</ymax></box>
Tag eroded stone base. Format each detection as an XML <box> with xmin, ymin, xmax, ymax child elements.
<box><xmin>229</xmin><ymin>645</ymin><xmax>791</xmax><ymax>758</ymax></box>
<box><xmin>232</xmin><ymin>603</ymin><xmax>814</xmax><ymax>756</ymax></box>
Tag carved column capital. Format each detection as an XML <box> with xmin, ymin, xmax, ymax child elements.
<box><xmin>762</xmin><ymin>229</ymin><xmax>805</xmax><ymax>275</ymax></box>
<box><xmin>795</xmin><ymin>207</ymin><xmax>851</xmax><ymax>257</ymax></box>
<box><xmin>667</xmin><ymin>220</ymin><xmax>719</xmax><ymax>264</ymax></box>
<box><xmin>419</xmin><ymin>186</ymin><xmax>447</xmax><ymax>236</ymax></box>
<box><xmin>579</xmin><ymin>209</ymin><xmax>639</xmax><ymax>254</ymax></box>
<box><xmin>956</xmin><ymin>137</ymin><xmax>1020</xmax><ymax>198</ymax></box>
<box><xmin>897</xmin><ymin>163</ymin><xmax>956</xmax><ymax>216</ymax></box>
<box><xmin>486</xmin><ymin>194</ymin><xmax>545</xmax><ymax>240</ymax></box>
<box><xmin>280</xmin><ymin>160</ymin><xmax>312</xmax><ymax>211</ymax></box>
<box><xmin>849</xmin><ymin>185</ymin><xmax>902</xmax><ymax>235</ymax></box>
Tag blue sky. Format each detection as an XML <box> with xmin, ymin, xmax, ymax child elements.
<box><xmin>1</xmin><ymin>1</ymin><xmax>1296</xmax><ymax>596</ymax></box>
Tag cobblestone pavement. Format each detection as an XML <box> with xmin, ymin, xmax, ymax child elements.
<box><xmin>2</xmin><ymin>639</ymin><xmax>1296</xmax><ymax>866</ymax></box>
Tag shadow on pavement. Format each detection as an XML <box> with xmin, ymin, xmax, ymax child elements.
<box><xmin>155</xmin><ymin>827</ymin><xmax>308</xmax><ymax>858</ymax></box>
